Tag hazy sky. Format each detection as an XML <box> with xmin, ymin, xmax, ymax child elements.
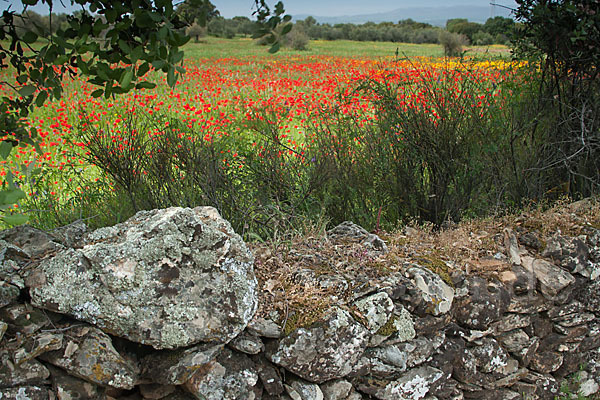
<box><xmin>3</xmin><ymin>0</ymin><xmax>518</xmax><ymax>18</ymax></box>
<box><xmin>214</xmin><ymin>1</ymin><xmax>518</xmax><ymax>18</ymax></box>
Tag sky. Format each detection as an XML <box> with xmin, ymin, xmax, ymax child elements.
<box><xmin>214</xmin><ymin>1</ymin><xmax>519</xmax><ymax>18</ymax></box>
<box><xmin>2</xmin><ymin>0</ymin><xmax>518</xmax><ymax>19</ymax></box>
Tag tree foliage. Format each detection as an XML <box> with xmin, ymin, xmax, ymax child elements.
<box><xmin>514</xmin><ymin>0</ymin><xmax>599</xmax><ymax>75</ymax></box>
<box><xmin>513</xmin><ymin>0</ymin><xmax>600</xmax><ymax>197</ymax></box>
<box><xmin>0</xmin><ymin>0</ymin><xmax>288</xmax><ymax>223</ymax></box>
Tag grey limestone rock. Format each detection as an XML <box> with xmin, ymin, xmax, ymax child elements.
<box><xmin>29</xmin><ymin>207</ymin><xmax>258</xmax><ymax>349</ymax></box>
<box><xmin>327</xmin><ymin>221</ymin><xmax>387</xmax><ymax>252</ymax></box>
<box><xmin>407</xmin><ymin>267</ymin><xmax>455</xmax><ymax>316</ymax></box>
<box><xmin>286</xmin><ymin>376</ymin><xmax>324</xmax><ymax>400</ymax></box>
<box><xmin>183</xmin><ymin>348</ymin><xmax>258</xmax><ymax>400</ymax></box>
<box><xmin>229</xmin><ymin>331</ymin><xmax>264</xmax><ymax>355</ymax></box>
<box><xmin>0</xmin><ymin>350</ymin><xmax>49</xmax><ymax>387</ymax></box>
<box><xmin>525</xmin><ymin>258</ymin><xmax>575</xmax><ymax>299</ymax></box>
<box><xmin>141</xmin><ymin>342</ymin><xmax>223</xmax><ymax>385</ymax></box>
<box><xmin>352</xmin><ymin>292</ymin><xmax>394</xmax><ymax>334</ymax></box>
<box><xmin>267</xmin><ymin>307</ymin><xmax>370</xmax><ymax>383</ymax></box>
<box><xmin>319</xmin><ymin>379</ymin><xmax>353</xmax><ymax>400</ymax></box>
<box><xmin>454</xmin><ymin>277</ymin><xmax>510</xmax><ymax>330</ymax></box>
<box><xmin>0</xmin><ymin>386</ymin><xmax>49</xmax><ymax>399</ymax></box>
<box><xmin>357</xmin><ymin>366</ymin><xmax>444</xmax><ymax>400</ymax></box>
<box><xmin>40</xmin><ymin>324</ymin><xmax>139</xmax><ymax>389</ymax></box>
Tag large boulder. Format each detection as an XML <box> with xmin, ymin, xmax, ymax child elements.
<box><xmin>28</xmin><ymin>207</ymin><xmax>258</xmax><ymax>349</ymax></box>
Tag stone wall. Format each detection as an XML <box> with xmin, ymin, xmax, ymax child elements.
<box><xmin>0</xmin><ymin>207</ymin><xmax>599</xmax><ymax>399</ymax></box>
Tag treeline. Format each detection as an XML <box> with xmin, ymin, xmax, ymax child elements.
<box><xmin>203</xmin><ymin>15</ymin><xmax>516</xmax><ymax>46</ymax></box>
<box><xmin>4</xmin><ymin>10</ymin><xmax>515</xmax><ymax>47</ymax></box>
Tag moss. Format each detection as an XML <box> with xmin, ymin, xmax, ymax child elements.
<box><xmin>376</xmin><ymin>314</ymin><xmax>398</xmax><ymax>336</ymax></box>
<box><xmin>282</xmin><ymin>303</ymin><xmax>328</xmax><ymax>336</ymax></box>
<box><xmin>538</xmin><ymin>238</ymin><xmax>547</xmax><ymax>253</ymax></box>
<box><xmin>364</xmin><ymin>260</ymin><xmax>392</xmax><ymax>276</ymax></box>
<box><xmin>417</xmin><ymin>255</ymin><xmax>454</xmax><ymax>287</ymax></box>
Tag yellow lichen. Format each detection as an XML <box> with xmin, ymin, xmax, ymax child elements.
<box><xmin>376</xmin><ymin>315</ymin><xmax>399</xmax><ymax>336</ymax></box>
<box><xmin>92</xmin><ymin>363</ymin><xmax>109</xmax><ymax>381</ymax></box>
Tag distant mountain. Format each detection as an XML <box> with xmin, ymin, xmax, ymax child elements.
<box><xmin>293</xmin><ymin>5</ymin><xmax>514</xmax><ymax>26</ymax></box>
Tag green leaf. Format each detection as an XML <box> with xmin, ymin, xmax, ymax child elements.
<box><xmin>119</xmin><ymin>68</ymin><xmax>134</xmax><ymax>88</ymax></box>
<box><xmin>170</xmin><ymin>50</ymin><xmax>184</xmax><ymax>64</ymax></box>
<box><xmin>130</xmin><ymin>46</ymin><xmax>143</xmax><ymax>63</ymax></box>
<box><xmin>158</xmin><ymin>45</ymin><xmax>168</xmax><ymax>60</ymax></box>
<box><xmin>105</xmin><ymin>9</ymin><xmax>118</xmax><ymax>23</ymax></box>
<box><xmin>268</xmin><ymin>42</ymin><xmax>281</xmax><ymax>54</ymax></box>
<box><xmin>167</xmin><ymin>66</ymin><xmax>176</xmax><ymax>87</ymax></box>
<box><xmin>18</xmin><ymin>85</ymin><xmax>36</xmax><ymax>97</ymax></box>
<box><xmin>21</xmin><ymin>0</ymin><xmax>37</xmax><ymax>5</ymax></box>
<box><xmin>137</xmin><ymin>62</ymin><xmax>150</xmax><ymax>77</ymax></box>
<box><xmin>35</xmin><ymin>91</ymin><xmax>48</xmax><ymax>107</ymax></box>
<box><xmin>23</xmin><ymin>31</ymin><xmax>38</xmax><ymax>44</ymax></box>
<box><xmin>136</xmin><ymin>81</ymin><xmax>156</xmax><ymax>89</ymax></box>
<box><xmin>2</xmin><ymin>213</ymin><xmax>29</xmax><ymax>226</ymax></box>
<box><xmin>29</xmin><ymin>68</ymin><xmax>40</xmax><ymax>80</ymax></box>
<box><xmin>281</xmin><ymin>24</ymin><xmax>292</xmax><ymax>35</ymax></box>
<box><xmin>173</xmin><ymin>32</ymin><xmax>190</xmax><ymax>47</ymax></box>
<box><xmin>152</xmin><ymin>59</ymin><xmax>166</xmax><ymax>70</ymax></box>
<box><xmin>118</xmin><ymin>39</ymin><xmax>131</xmax><ymax>54</ymax></box>
<box><xmin>0</xmin><ymin>188</ymin><xmax>27</xmax><ymax>205</ymax></box>
<box><xmin>0</xmin><ymin>141</ymin><xmax>13</xmax><ymax>160</ymax></box>
<box><xmin>91</xmin><ymin>89</ymin><xmax>104</xmax><ymax>98</ymax></box>
<box><xmin>157</xmin><ymin>26</ymin><xmax>168</xmax><ymax>40</ymax></box>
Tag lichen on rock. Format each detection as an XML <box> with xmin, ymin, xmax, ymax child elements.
<box><xmin>27</xmin><ymin>207</ymin><xmax>258</xmax><ymax>349</ymax></box>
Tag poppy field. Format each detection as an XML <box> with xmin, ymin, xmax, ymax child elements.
<box><xmin>0</xmin><ymin>39</ymin><xmax>537</xmax><ymax>235</ymax></box>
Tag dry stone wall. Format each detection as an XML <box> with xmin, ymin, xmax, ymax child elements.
<box><xmin>0</xmin><ymin>207</ymin><xmax>599</xmax><ymax>399</ymax></box>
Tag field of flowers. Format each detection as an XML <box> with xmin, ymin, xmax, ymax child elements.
<box><xmin>0</xmin><ymin>42</ymin><xmax>531</xmax><ymax>234</ymax></box>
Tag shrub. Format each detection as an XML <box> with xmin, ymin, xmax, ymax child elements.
<box><xmin>76</xmin><ymin>110</ymin><xmax>327</xmax><ymax>239</ymax></box>
<box><xmin>299</xmin><ymin>59</ymin><xmax>526</xmax><ymax>227</ymax></box>
<box><xmin>186</xmin><ymin>22</ymin><xmax>206</xmax><ymax>42</ymax></box>
<box><xmin>283</xmin><ymin>24</ymin><xmax>309</xmax><ymax>50</ymax></box>
<box><xmin>438</xmin><ymin>30</ymin><xmax>468</xmax><ymax>57</ymax></box>
<box><xmin>472</xmin><ymin>31</ymin><xmax>494</xmax><ymax>46</ymax></box>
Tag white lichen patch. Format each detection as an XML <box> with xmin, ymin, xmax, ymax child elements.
<box><xmin>386</xmin><ymin>367</ymin><xmax>443</xmax><ymax>400</ymax></box>
<box><xmin>489</xmin><ymin>354</ymin><xmax>508</xmax><ymax>371</ymax></box>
